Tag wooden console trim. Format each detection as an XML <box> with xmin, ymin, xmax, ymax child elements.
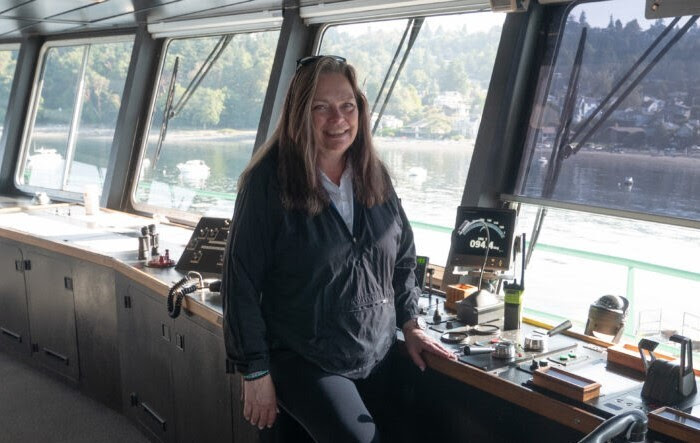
<box><xmin>607</xmin><ymin>343</ymin><xmax>700</xmax><ymax>377</ymax></box>
<box><xmin>523</xmin><ymin>317</ymin><xmax>615</xmax><ymax>348</ymax></box>
<box><xmin>0</xmin><ymin>224</ymin><xmax>222</xmax><ymax>326</ymax></box>
<box><xmin>648</xmin><ymin>406</ymin><xmax>700</xmax><ymax>442</ymax></box>
<box><xmin>423</xmin><ymin>353</ymin><xmax>604</xmax><ymax>434</ymax></box>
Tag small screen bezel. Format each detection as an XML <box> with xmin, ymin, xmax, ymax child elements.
<box><xmin>450</xmin><ymin>206</ymin><xmax>516</xmax><ymax>271</ymax></box>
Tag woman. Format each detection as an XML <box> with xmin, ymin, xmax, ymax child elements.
<box><xmin>222</xmin><ymin>55</ymin><xmax>455</xmax><ymax>442</ymax></box>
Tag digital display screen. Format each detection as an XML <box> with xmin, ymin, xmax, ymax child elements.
<box><xmin>450</xmin><ymin>207</ymin><xmax>516</xmax><ymax>270</ymax></box>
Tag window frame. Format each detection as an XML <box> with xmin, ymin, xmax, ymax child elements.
<box><xmin>14</xmin><ymin>35</ymin><xmax>135</xmax><ymax>200</ymax></box>
<box><xmin>0</xmin><ymin>43</ymin><xmax>20</xmax><ymax>124</ymax></box>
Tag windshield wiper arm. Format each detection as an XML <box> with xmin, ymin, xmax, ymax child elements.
<box><xmin>371</xmin><ymin>17</ymin><xmax>424</xmax><ymax>135</ymax></box>
<box><xmin>370</xmin><ymin>19</ymin><xmax>412</xmax><ymax>119</ymax></box>
<box><xmin>153</xmin><ymin>56</ymin><xmax>179</xmax><ymax>166</ymax></box>
<box><xmin>152</xmin><ymin>35</ymin><xmax>233</xmax><ymax>166</ymax></box>
<box><xmin>541</xmin><ymin>27</ymin><xmax>587</xmax><ymax>198</ymax></box>
<box><xmin>170</xmin><ymin>35</ymin><xmax>232</xmax><ymax>118</ymax></box>
<box><xmin>566</xmin><ymin>17</ymin><xmax>680</xmax><ymax>152</ymax></box>
<box><xmin>565</xmin><ymin>16</ymin><xmax>697</xmax><ymax>159</ymax></box>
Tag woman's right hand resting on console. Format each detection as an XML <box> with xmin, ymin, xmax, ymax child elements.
<box><xmin>243</xmin><ymin>374</ymin><xmax>278</xmax><ymax>429</ymax></box>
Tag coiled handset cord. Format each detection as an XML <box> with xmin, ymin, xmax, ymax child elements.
<box><xmin>167</xmin><ymin>277</ymin><xmax>197</xmax><ymax>318</ymax></box>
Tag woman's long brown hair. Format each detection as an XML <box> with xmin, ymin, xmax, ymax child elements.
<box><xmin>239</xmin><ymin>56</ymin><xmax>391</xmax><ymax>215</ymax></box>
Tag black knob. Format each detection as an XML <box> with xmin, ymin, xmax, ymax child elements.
<box><xmin>433</xmin><ymin>302</ymin><xmax>442</xmax><ymax>323</ymax></box>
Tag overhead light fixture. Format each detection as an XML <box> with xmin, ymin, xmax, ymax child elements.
<box><xmin>300</xmin><ymin>0</ymin><xmax>492</xmax><ymax>24</ymax></box>
<box><xmin>645</xmin><ymin>0</ymin><xmax>700</xmax><ymax>19</ymax></box>
<box><xmin>148</xmin><ymin>10</ymin><xmax>283</xmax><ymax>39</ymax></box>
<box><xmin>489</xmin><ymin>0</ymin><xmax>529</xmax><ymax>13</ymax></box>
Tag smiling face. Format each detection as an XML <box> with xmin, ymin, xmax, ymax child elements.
<box><xmin>311</xmin><ymin>72</ymin><xmax>359</xmax><ymax>164</ymax></box>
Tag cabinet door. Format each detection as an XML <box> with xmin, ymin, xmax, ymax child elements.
<box><xmin>73</xmin><ymin>263</ymin><xmax>121</xmax><ymax>410</ymax></box>
<box><xmin>0</xmin><ymin>242</ymin><xmax>31</xmax><ymax>355</ymax></box>
<box><xmin>118</xmin><ymin>282</ymin><xmax>175</xmax><ymax>443</ymax></box>
<box><xmin>25</xmin><ymin>250</ymin><xmax>79</xmax><ymax>381</ymax></box>
<box><xmin>171</xmin><ymin>316</ymin><xmax>233</xmax><ymax>443</ymax></box>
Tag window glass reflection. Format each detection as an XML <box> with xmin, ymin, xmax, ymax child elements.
<box><xmin>517</xmin><ymin>0</ymin><xmax>700</xmax><ymax>222</ymax></box>
<box><xmin>134</xmin><ymin>31</ymin><xmax>280</xmax><ymax>218</ymax></box>
<box><xmin>19</xmin><ymin>39</ymin><xmax>134</xmax><ymax>195</ymax></box>
<box><xmin>321</xmin><ymin>13</ymin><xmax>505</xmax><ymax>265</ymax></box>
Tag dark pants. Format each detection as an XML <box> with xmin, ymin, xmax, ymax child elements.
<box><xmin>266</xmin><ymin>348</ymin><xmax>404</xmax><ymax>443</ymax></box>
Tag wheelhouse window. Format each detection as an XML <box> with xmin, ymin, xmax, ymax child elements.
<box><xmin>133</xmin><ymin>30</ymin><xmax>279</xmax><ymax>219</ymax></box>
<box><xmin>512</xmin><ymin>0</ymin><xmax>700</xmax><ymax>354</ymax></box>
<box><xmin>516</xmin><ymin>0</ymin><xmax>700</xmax><ymax>222</ymax></box>
<box><xmin>319</xmin><ymin>12</ymin><xmax>505</xmax><ymax>265</ymax></box>
<box><xmin>0</xmin><ymin>46</ymin><xmax>19</xmax><ymax>135</ymax></box>
<box><xmin>16</xmin><ymin>38</ymin><xmax>134</xmax><ymax>196</ymax></box>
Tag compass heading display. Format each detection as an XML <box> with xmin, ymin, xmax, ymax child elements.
<box><xmin>450</xmin><ymin>207</ymin><xmax>516</xmax><ymax>271</ymax></box>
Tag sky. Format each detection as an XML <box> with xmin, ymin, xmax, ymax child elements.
<box><xmin>334</xmin><ymin>1</ymin><xmax>690</xmax><ymax>38</ymax></box>
<box><xmin>338</xmin><ymin>10</ymin><xmax>506</xmax><ymax>36</ymax></box>
<box><xmin>572</xmin><ymin>1</ymin><xmax>681</xmax><ymax>30</ymax></box>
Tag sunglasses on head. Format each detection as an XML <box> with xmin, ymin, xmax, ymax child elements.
<box><xmin>295</xmin><ymin>55</ymin><xmax>346</xmax><ymax>71</ymax></box>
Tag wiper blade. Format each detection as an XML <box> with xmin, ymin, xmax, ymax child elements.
<box><xmin>370</xmin><ymin>19</ymin><xmax>412</xmax><ymax>119</ymax></box>
<box><xmin>566</xmin><ymin>16</ymin><xmax>680</xmax><ymax>154</ymax></box>
<box><xmin>371</xmin><ymin>17</ymin><xmax>424</xmax><ymax>135</ymax></box>
<box><xmin>541</xmin><ymin>27</ymin><xmax>587</xmax><ymax>198</ymax></box>
<box><xmin>565</xmin><ymin>15</ymin><xmax>697</xmax><ymax>159</ymax></box>
<box><xmin>152</xmin><ymin>34</ymin><xmax>233</xmax><ymax>166</ymax></box>
<box><xmin>153</xmin><ymin>56</ymin><xmax>179</xmax><ymax>166</ymax></box>
<box><xmin>170</xmin><ymin>35</ymin><xmax>232</xmax><ymax>118</ymax></box>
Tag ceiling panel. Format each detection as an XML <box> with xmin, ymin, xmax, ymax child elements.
<box><xmin>145</xmin><ymin>0</ymin><xmax>281</xmax><ymax>22</ymax></box>
<box><xmin>54</xmin><ymin>0</ymin><xmax>180</xmax><ymax>24</ymax></box>
<box><xmin>0</xmin><ymin>17</ymin><xmax>37</xmax><ymax>38</ymax></box>
<box><xmin>20</xmin><ymin>21</ymin><xmax>89</xmax><ymax>35</ymax></box>
<box><xmin>0</xmin><ymin>0</ymin><xmax>35</xmax><ymax>15</ymax></box>
<box><xmin>0</xmin><ymin>0</ymin><xmax>286</xmax><ymax>38</ymax></box>
<box><xmin>1</xmin><ymin>0</ymin><xmax>104</xmax><ymax>22</ymax></box>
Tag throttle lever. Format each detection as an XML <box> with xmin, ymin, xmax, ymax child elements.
<box><xmin>548</xmin><ymin>320</ymin><xmax>572</xmax><ymax>337</ymax></box>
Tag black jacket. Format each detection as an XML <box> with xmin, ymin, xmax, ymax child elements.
<box><xmin>222</xmin><ymin>149</ymin><xmax>420</xmax><ymax>379</ymax></box>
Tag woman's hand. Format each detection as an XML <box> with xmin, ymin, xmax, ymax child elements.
<box><xmin>242</xmin><ymin>374</ymin><xmax>278</xmax><ymax>429</ymax></box>
<box><xmin>402</xmin><ymin>319</ymin><xmax>456</xmax><ymax>371</ymax></box>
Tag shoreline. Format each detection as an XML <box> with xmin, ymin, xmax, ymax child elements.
<box><xmin>27</xmin><ymin>127</ymin><xmax>700</xmax><ymax>163</ymax></box>
<box><xmin>535</xmin><ymin>147</ymin><xmax>700</xmax><ymax>165</ymax></box>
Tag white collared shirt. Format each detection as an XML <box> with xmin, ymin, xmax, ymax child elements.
<box><xmin>320</xmin><ymin>165</ymin><xmax>354</xmax><ymax>233</ymax></box>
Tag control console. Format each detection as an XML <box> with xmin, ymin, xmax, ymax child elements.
<box><xmin>176</xmin><ymin>217</ymin><xmax>230</xmax><ymax>277</ymax></box>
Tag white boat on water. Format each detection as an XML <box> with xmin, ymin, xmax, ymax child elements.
<box><xmin>26</xmin><ymin>147</ymin><xmax>64</xmax><ymax>188</ymax></box>
<box><xmin>176</xmin><ymin>159</ymin><xmax>210</xmax><ymax>186</ymax></box>
<box><xmin>27</xmin><ymin>147</ymin><xmax>63</xmax><ymax>168</ymax></box>
<box><xmin>407</xmin><ymin>166</ymin><xmax>427</xmax><ymax>184</ymax></box>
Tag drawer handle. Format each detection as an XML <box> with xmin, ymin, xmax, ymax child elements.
<box><xmin>42</xmin><ymin>347</ymin><xmax>69</xmax><ymax>365</ymax></box>
<box><xmin>1</xmin><ymin>327</ymin><xmax>22</xmax><ymax>342</ymax></box>
<box><xmin>141</xmin><ymin>402</ymin><xmax>167</xmax><ymax>431</ymax></box>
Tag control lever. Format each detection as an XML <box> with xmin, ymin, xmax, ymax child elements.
<box><xmin>463</xmin><ymin>345</ymin><xmax>494</xmax><ymax>355</ymax></box>
<box><xmin>524</xmin><ymin>319</ymin><xmax>571</xmax><ymax>352</ymax></box>
<box><xmin>548</xmin><ymin>319</ymin><xmax>572</xmax><ymax>337</ymax></box>
<box><xmin>208</xmin><ymin>280</ymin><xmax>222</xmax><ymax>293</ymax></box>
<box><xmin>426</xmin><ymin>268</ymin><xmax>434</xmax><ymax>306</ymax></box>
<box><xmin>639</xmin><ymin>334</ymin><xmax>697</xmax><ymax>404</ymax></box>
<box><xmin>671</xmin><ymin>334</ymin><xmax>696</xmax><ymax>397</ymax></box>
